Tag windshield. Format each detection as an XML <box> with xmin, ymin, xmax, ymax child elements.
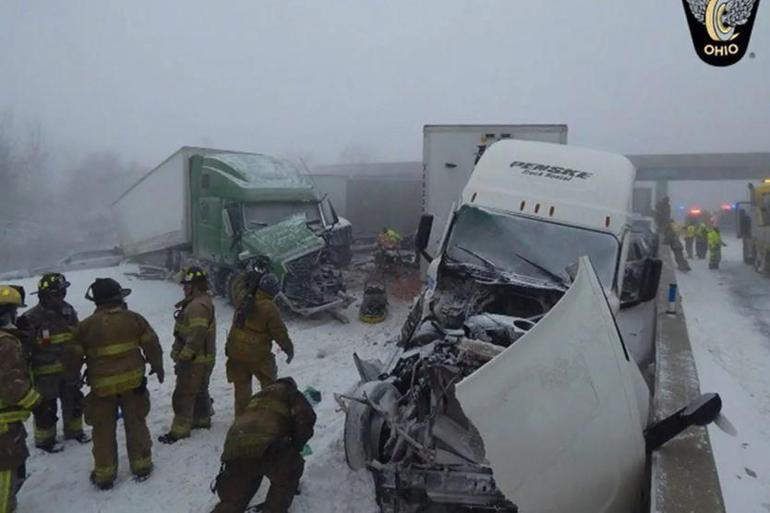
<box><xmin>444</xmin><ymin>205</ymin><xmax>619</xmax><ymax>288</ymax></box>
<box><xmin>244</xmin><ymin>202</ymin><xmax>323</xmax><ymax>230</ymax></box>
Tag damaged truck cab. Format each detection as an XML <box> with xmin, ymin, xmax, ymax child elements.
<box><xmin>341</xmin><ymin>141</ymin><xmax>718</xmax><ymax>513</ymax></box>
<box><xmin>114</xmin><ymin>147</ymin><xmax>353</xmax><ymax>316</ymax></box>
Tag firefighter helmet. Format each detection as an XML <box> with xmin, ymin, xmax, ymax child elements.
<box><xmin>0</xmin><ymin>285</ymin><xmax>26</xmax><ymax>308</ymax></box>
<box><xmin>85</xmin><ymin>278</ymin><xmax>131</xmax><ymax>304</ymax></box>
<box><xmin>37</xmin><ymin>273</ymin><xmax>70</xmax><ymax>294</ymax></box>
<box><xmin>180</xmin><ymin>266</ymin><xmax>208</xmax><ymax>285</ymax></box>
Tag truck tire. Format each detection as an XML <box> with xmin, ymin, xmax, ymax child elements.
<box><xmin>343</xmin><ymin>381</ymin><xmax>399</xmax><ymax>471</ymax></box>
<box><xmin>743</xmin><ymin>240</ymin><xmax>754</xmax><ymax>264</ymax></box>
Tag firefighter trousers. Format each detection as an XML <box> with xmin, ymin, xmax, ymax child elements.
<box><xmin>226</xmin><ymin>357</ymin><xmax>277</xmax><ymax>417</ymax></box>
<box><xmin>709</xmin><ymin>246</ymin><xmax>722</xmax><ymax>269</ymax></box>
<box><xmin>211</xmin><ymin>442</ymin><xmax>304</xmax><ymax>513</ymax></box>
<box><xmin>0</xmin><ymin>464</ymin><xmax>25</xmax><ymax>513</ymax></box>
<box><xmin>171</xmin><ymin>363</ymin><xmax>214</xmax><ymax>437</ymax></box>
<box><xmin>32</xmin><ymin>374</ymin><xmax>84</xmax><ymax>446</ymax></box>
<box><xmin>83</xmin><ymin>387</ymin><xmax>153</xmax><ymax>484</ymax></box>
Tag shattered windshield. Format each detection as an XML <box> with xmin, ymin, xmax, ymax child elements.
<box><xmin>244</xmin><ymin>202</ymin><xmax>323</xmax><ymax>230</ymax></box>
<box><xmin>444</xmin><ymin>205</ymin><xmax>619</xmax><ymax>288</ymax></box>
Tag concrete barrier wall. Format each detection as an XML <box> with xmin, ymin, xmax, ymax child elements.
<box><xmin>649</xmin><ymin>249</ymin><xmax>725</xmax><ymax>512</ymax></box>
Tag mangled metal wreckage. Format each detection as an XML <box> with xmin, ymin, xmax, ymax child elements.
<box><xmin>343</xmin><ymin>257</ymin><xmax>721</xmax><ymax>513</ymax></box>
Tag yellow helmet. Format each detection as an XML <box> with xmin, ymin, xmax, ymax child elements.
<box><xmin>0</xmin><ymin>285</ymin><xmax>25</xmax><ymax>307</ymax></box>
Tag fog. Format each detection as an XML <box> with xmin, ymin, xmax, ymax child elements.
<box><xmin>1</xmin><ymin>1</ymin><xmax>769</xmax><ymax>270</ymax></box>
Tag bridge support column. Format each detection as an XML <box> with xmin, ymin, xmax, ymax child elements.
<box><xmin>655</xmin><ymin>179</ymin><xmax>670</xmax><ymax>203</ymax></box>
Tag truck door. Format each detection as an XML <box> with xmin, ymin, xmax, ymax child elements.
<box><xmin>194</xmin><ymin>197</ymin><xmax>224</xmax><ymax>262</ymax></box>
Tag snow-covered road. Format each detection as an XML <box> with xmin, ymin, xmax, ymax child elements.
<box><xmin>14</xmin><ymin>265</ymin><xmax>405</xmax><ymax>513</ymax></box>
<box><xmin>676</xmin><ymin>239</ymin><xmax>770</xmax><ymax>513</ymax></box>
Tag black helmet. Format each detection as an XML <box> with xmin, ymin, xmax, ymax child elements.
<box><xmin>180</xmin><ymin>266</ymin><xmax>208</xmax><ymax>285</ymax></box>
<box><xmin>258</xmin><ymin>273</ymin><xmax>281</xmax><ymax>297</ymax></box>
<box><xmin>85</xmin><ymin>278</ymin><xmax>131</xmax><ymax>305</ymax></box>
<box><xmin>37</xmin><ymin>273</ymin><xmax>70</xmax><ymax>295</ymax></box>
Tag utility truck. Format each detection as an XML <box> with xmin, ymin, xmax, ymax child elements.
<box><xmin>738</xmin><ymin>180</ymin><xmax>770</xmax><ymax>272</ymax></box>
<box><xmin>342</xmin><ymin>141</ymin><xmax>720</xmax><ymax>513</ymax></box>
<box><xmin>113</xmin><ymin>146</ymin><xmax>353</xmax><ymax>316</ymax></box>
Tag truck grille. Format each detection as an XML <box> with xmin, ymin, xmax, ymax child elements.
<box><xmin>284</xmin><ymin>251</ymin><xmax>345</xmax><ymax>307</ymax></box>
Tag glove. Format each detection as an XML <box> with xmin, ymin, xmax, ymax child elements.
<box><xmin>285</xmin><ymin>346</ymin><xmax>295</xmax><ymax>365</ymax></box>
<box><xmin>150</xmin><ymin>367</ymin><xmax>165</xmax><ymax>384</ymax></box>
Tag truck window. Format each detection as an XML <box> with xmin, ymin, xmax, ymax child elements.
<box><xmin>244</xmin><ymin>202</ymin><xmax>323</xmax><ymax>229</ymax></box>
<box><xmin>200</xmin><ymin>201</ymin><xmax>209</xmax><ymax>223</ymax></box>
<box><xmin>445</xmin><ymin>205</ymin><xmax>619</xmax><ymax>288</ymax></box>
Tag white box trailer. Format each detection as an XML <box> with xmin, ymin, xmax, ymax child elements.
<box><xmin>113</xmin><ymin>147</ymin><xmax>220</xmax><ymax>257</ymax></box>
<box><xmin>423</xmin><ymin>124</ymin><xmax>567</xmax><ymax>253</ymax></box>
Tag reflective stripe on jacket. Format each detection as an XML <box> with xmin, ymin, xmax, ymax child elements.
<box><xmin>172</xmin><ymin>292</ymin><xmax>216</xmax><ymax>365</ymax></box>
<box><xmin>78</xmin><ymin>307</ymin><xmax>163</xmax><ymax>397</ymax></box>
<box><xmin>226</xmin><ymin>291</ymin><xmax>292</xmax><ymax>363</ymax></box>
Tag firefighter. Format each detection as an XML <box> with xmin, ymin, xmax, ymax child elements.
<box><xmin>20</xmin><ymin>273</ymin><xmax>89</xmax><ymax>452</ymax></box>
<box><xmin>695</xmin><ymin>222</ymin><xmax>709</xmax><ymax>259</ymax></box>
<box><xmin>79</xmin><ymin>278</ymin><xmax>164</xmax><ymax>489</ymax></box>
<box><xmin>708</xmin><ymin>227</ymin><xmax>727</xmax><ymax>270</ymax></box>
<box><xmin>210</xmin><ymin>377</ymin><xmax>316</xmax><ymax>513</ymax></box>
<box><xmin>0</xmin><ymin>285</ymin><xmax>42</xmax><ymax>513</ymax></box>
<box><xmin>159</xmin><ymin>266</ymin><xmax>216</xmax><ymax>444</ymax></box>
<box><xmin>226</xmin><ymin>273</ymin><xmax>294</xmax><ymax>417</ymax></box>
<box><xmin>684</xmin><ymin>224</ymin><xmax>696</xmax><ymax>259</ymax></box>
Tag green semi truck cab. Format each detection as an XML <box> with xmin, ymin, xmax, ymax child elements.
<box><xmin>114</xmin><ymin>147</ymin><xmax>353</xmax><ymax>316</ymax></box>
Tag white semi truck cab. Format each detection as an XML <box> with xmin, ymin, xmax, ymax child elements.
<box><xmin>418</xmin><ymin>140</ymin><xmax>660</xmax><ymax>312</ymax></box>
<box><xmin>342</xmin><ymin>141</ymin><xmax>726</xmax><ymax>513</ymax></box>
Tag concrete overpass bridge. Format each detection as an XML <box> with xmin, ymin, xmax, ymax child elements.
<box><xmin>627</xmin><ymin>152</ymin><xmax>770</xmax><ymax>207</ymax></box>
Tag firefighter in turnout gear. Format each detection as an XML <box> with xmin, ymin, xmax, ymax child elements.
<box><xmin>226</xmin><ymin>273</ymin><xmax>294</xmax><ymax>417</ymax></box>
<box><xmin>159</xmin><ymin>267</ymin><xmax>216</xmax><ymax>444</ymax></box>
<box><xmin>20</xmin><ymin>273</ymin><xmax>88</xmax><ymax>452</ymax></box>
<box><xmin>211</xmin><ymin>377</ymin><xmax>316</xmax><ymax>513</ymax></box>
<box><xmin>0</xmin><ymin>285</ymin><xmax>42</xmax><ymax>513</ymax></box>
<box><xmin>708</xmin><ymin>227</ymin><xmax>727</xmax><ymax>270</ymax></box>
<box><xmin>79</xmin><ymin>278</ymin><xmax>164</xmax><ymax>489</ymax></box>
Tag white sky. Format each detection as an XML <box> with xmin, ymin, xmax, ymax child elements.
<box><xmin>1</xmin><ymin>1</ymin><xmax>769</xmax><ymax>167</ymax></box>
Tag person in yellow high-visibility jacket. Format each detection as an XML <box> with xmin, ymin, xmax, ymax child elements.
<box><xmin>684</xmin><ymin>224</ymin><xmax>696</xmax><ymax>259</ymax></box>
<box><xmin>708</xmin><ymin>227</ymin><xmax>727</xmax><ymax>270</ymax></box>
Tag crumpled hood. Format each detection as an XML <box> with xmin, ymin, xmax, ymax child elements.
<box><xmin>241</xmin><ymin>214</ymin><xmax>324</xmax><ymax>265</ymax></box>
<box><xmin>455</xmin><ymin>256</ymin><xmax>648</xmax><ymax>513</ymax></box>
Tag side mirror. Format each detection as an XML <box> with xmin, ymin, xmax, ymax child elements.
<box><xmin>415</xmin><ymin>214</ymin><xmax>434</xmax><ymax>262</ymax></box>
<box><xmin>644</xmin><ymin>393</ymin><xmax>722</xmax><ymax>452</ymax></box>
<box><xmin>638</xmin><ymin>257</ymin><xmax>662</xmax><ymax>302</ymax></box>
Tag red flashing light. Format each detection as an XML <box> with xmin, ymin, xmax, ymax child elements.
<box><xmin>689</xmin><ymin>208</ymin><xmax>702</xmax><ymax>215</ymax></box>
<box><xmin>721</xmin><ymin>203</ymin><xmax>732</xmax><ymax>211</ymax></box>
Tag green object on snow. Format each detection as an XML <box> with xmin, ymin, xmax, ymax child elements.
<box><xmin>302</xmin><ymin>386</ymin><xmax>322</xmax><ymax>406</ymax></box>
<box><xmin>301</xmin><ymin>444</ymin><xmax>313</xmax><ymax>457</ymax></box>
